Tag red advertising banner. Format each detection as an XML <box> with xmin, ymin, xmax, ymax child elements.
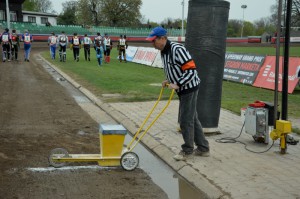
<box><xmin>253</xmin><ymin>56</ymin><xmax>300</xmax><ymax>93</ymax></box>
<box><xmin>132</xmin><ymin>47</ymin><xmax>159</xmax><ymax>66</ymax></box>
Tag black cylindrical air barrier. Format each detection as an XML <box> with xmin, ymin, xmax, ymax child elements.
<box><xmin>185</xmin><ymin>0</ymin><xmax>230</xmax><ymax>128</ymax></box>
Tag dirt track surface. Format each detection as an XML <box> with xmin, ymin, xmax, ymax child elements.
<box><xmin>0</xmin><ymin>48</ymin><xmax>168</xmax><ymax>199</ymax></box>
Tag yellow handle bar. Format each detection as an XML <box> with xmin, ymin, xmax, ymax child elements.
<box><xmin>126</xmin><ymin>86</ymin><xmax>175</xmax><ymax>151</ymax></box>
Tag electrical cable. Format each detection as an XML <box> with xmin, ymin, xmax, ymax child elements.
<box><xmin>215</xmin><ymin>121</ymin><xmax>275</xmax><ymax>154</ymax></box>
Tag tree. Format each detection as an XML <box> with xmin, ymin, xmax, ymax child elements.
<box><xmin>23</xmin><ymin>0</ymin><xmax>54</xmax><ymax>13</ymax></box>
<box><xmin>253</xmin><ymin>17</ymin><xmax>276</xmax><ymax>36</ymax></box>
<box><xmin>57</xmin><ymin>1</ymin><xmax>77</xmax><ymax>25</ymax></box>
<box><xmin>23</xmin><ymin>0</ymin><xmax>37</xmax><ymax>11</ymax></box>
<box><xmin>161</xmin><ymin>18</ymin><xmax>174</xmax><ymax>28</ymax></box>
<box><xmin>160</xmin><ymin>18</ymin><xmax>185</xmax><ymax>30</ymax></box>
<box><xmin>76</xmin><ymin>0</ymin><xmax>103</xmax><ymax>26</ymax></box>
<box><xmin>292</xmin><ymin>0</ymin><xmax>300</xmax><ymax>26</ymax></box>
<box><xmin>242</xmin><ymin>21</ymin><xmax>255</xmax><ymax>36</ymax></box>
<box><xmin>227</xmin><ymin>19</ymin><xmax>241</xmax><ymax>37</ymax></box>
<box><xmin>100</xmin><ymin>0</ymin><xmax>142</xmax><ymax>27</ymax></box>
<box><xmin>270</xmin><ymin>0</ymin><xmax>300</xmax><ymax>27</ymax></box>
<box><xmin>75</xmin><ymin>0</ymin><xmax>142</xmax><ymax>27</ymax></box>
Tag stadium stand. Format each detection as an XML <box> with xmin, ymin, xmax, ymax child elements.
<box><xmin>1</xmin><ymin>21</ymin><xmax>182</xmax><ymax>37</ymax></box>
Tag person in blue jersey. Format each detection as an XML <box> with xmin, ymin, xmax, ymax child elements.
<box><xmin>146</xmin><ymin>26</ymin><xmax>210</xmax><ymax>161</ymax></box>
<box><xmin>22</xmin><ymin>30</ymin><xmax>33</xmax><ymax>62</ymax></box>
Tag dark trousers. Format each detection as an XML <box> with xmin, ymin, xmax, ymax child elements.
<box><xmin>11</xmin><ymin>44</ymin><xmax>19</xmax><ymax>60</ymax></box>
<box><xmin>84</xmin><ymin>46</ymin><xmax>90</xmax><ymax>61</ymax></box>
<box><xmin>119</xmin><ymin>48</ymin><xmax>126</xmax><ymax>61</ymax></box>
<box><xmin>59</xmin><ymin>45</ymin><xmax>67</xmax><ymax>61</ymax></box>
<box><xmin>2</xmin><ymin>44</ymin><xmax>11</xmax><ymax>60</ymax></box>
<box><xmin>179</xmin><ymin>90</ymin><xmax>209</xmax><ymax>153</ymax></box>
<box><xmin>73</xmin><ymin>47</ymin><xmax>80</xmax><ymax>60</ymax></box>
<box><xmin>105</xmin><ymin>47</ymin><xmax>111</xmax><ymax>56</ymax></box>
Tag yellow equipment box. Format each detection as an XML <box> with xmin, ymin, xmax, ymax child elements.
<box><xmin>99</xmin><ymin>124</ymin><xmax>127</xmax><ymax>166</ymax></box>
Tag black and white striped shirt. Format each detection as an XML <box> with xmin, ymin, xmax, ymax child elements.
<box><xmin>161</xmin><ymin>40</ymin><xmax>200</xmax><ymax>95</ymax></box>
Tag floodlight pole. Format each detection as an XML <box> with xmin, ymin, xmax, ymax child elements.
<box><xmin>241</xmin><ymin>5</ymin><xmax>247</xmax><ymax>38</ymax></box>
<box><xmin>274</xmin><ymin>0</ymin><xmax>282</xmax><ymax>128</ymax></box>
<box><xmin>181</xmin><ymin>0</ymin><xmax>185</xmax><ymax>37</ymax></box>
<box><xmin>282</xmin><ymin>0</ymin><xmax>292</xmax><ymax>120</ymax></box>
<box><xmin>6</xmin><ymin>0</ymin><xmax>10</xmax><ymax>30</ymax></box>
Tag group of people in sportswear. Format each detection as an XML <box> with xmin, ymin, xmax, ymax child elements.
<box><xmin>0</xmin><ymin>28</ymin><xmax>33</xmax><ymax>62</ymax></box>
<box><xmin>48</xmin><ymin>31</ymin><xmax>128</xmax><ymax>66</ymax></box>
<box><xmin>1</xmin><ymin>28</ymin><xmax>129</xmax><ymax>65</ymax></box>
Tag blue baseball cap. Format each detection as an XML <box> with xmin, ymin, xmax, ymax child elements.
<box><xmin>146</xmin><ymin>27</ymin><xmax>167</xmax><ymax>41</ymax></box>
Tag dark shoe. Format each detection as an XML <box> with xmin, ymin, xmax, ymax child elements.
<box><xmin>173</xmin><ymin>151</ymin><xmax>193</xmax><ymax>161</ymax></box>
<box><xmin>27</xmin><ymin>59</ymin><xmax>30</xmax><ymax>62</ymax></box>
<box><xmin>194</xmin><ymin>149</ymin><xmax>210</xmax><ymax>157</ymax></box>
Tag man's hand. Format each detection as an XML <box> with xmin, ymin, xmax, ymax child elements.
<box><xmin>168</xmin><ymin>83</ymin><xmax>179</xmax><ymax>90</ymax></box>
<box><xmin>162</xmin><ymin>80</ymin><xmax>169</xmax><ymax>87</ymax></box>
<box><xmin>162</xmin><ymin>80</ymin><xmax>179</xmax><ymax>90</ymax></box>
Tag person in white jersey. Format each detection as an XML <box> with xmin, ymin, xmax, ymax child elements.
<box><xmin>48</xmin><ymin>32</ymin><xmax>58</xmax><ymax>60</ymax></box>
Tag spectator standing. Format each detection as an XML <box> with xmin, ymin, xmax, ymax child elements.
<box><xmin>11</xmin><ymin>29</ymin><xmax>20</xmax><ymax>61</ymax></box>
<box><xmin>103</xmin><ymin>33</ymin><xmax>113</xmax><ymax>63</ymax></box>
<box><xmin>70</xmin><ymin>33</ymin><xmax>81</xmax><ymax>62</ymax></box>
<box><xmin>48</xmin><ymin>32</ymin><xmax>58</xmax><ymax>60</ymax></box>
<box><xmin>82</xmin><ymin>34</ymin><xmax>92</xmax><ymax>61</ymax></box>
<box><xmin>117</xmin><ymin>34</ymin><xmax>128</xmax><ymax>62</ymax></box>
<box><xmin>22</xmin><ymin>30</ymin><xmax>33</xmax><ymax>62</ymax></box>
<box><xmin>146</xmin><ymin>27</ymin><xmax>210</xmax><ymax>161</ymax></box>
<box><xmin>0</xmin><ymin>28</ymin><xmax>12</xmax><ymax>62</ymax></box>
<box><xmin>57</xmin><ymin>31</ymin><xmax>68</xmax><ymax>62</ymax></box>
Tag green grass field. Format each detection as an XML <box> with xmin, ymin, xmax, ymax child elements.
<box><xmin>227</xmin><ymin>46</ymin><xmax>300</xmax><ymax>57</ymax></box>
<box><xmin>42</xmin><ymin>46</ymin><xmax>300</xmax><ymax>120</ymax></box>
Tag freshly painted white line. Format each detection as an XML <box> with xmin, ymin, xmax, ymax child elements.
<box><xmin>27</xmin><ymin>165</ymin><xmax>118</xmax><ymax>172</ymax></box>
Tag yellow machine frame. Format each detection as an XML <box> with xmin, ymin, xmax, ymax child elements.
<box><xmin>49</xmin><ymin>86</ymin><xmax>175</xmax><ymax>170</ymax></box>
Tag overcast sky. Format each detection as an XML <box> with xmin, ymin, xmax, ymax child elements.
<box><xmin>51</xmin><ymin>0</ymin><xmax>275</xmax><ymax>23</ymax></box>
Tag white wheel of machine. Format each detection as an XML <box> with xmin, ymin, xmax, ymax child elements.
<box><xmin>48</xmin><ymin>148</ymin><xmax>69</xmax><ymax>168</ymax></box>
<box><xmin>120</xmin><ymin>152</ymin><xmax>139</xmax><ymax>171</ymax></box>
